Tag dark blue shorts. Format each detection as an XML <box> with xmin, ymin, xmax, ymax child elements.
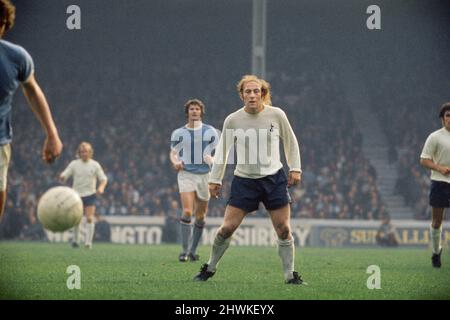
<box><xmin>429</xmin><ymin>180</ymin><xmax>450</xmax><ymax>208</ymax></box>
<box><xmin>228</xmin><ymin>169</ymin><xmax>291</xmax><ymax>213</ymax></box>
<box><xmin>81</xmin><ymin>194</ymin><xmax>97</xmax><ymax>207</ymax></box>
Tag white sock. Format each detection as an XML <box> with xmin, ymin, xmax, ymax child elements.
<box><xmin>207</xmin><ymin>231</ymin><xmax>231</xmax><ymax>272</ymax></box>
<box><xmin>278</xmin><ymin>237</ymin><xmax>295</xmax><ymax>281</ymax></box>
<box><xmin>430</xmin><ymin>225</ymin><xmax>442</xmax><ymax>254</ymax></box>
<box><xmin>86</xmin><ymin>222</ymin><xmax>95</xmax><ymax>246</ymax></box>
<box><xmin>73</xmin><ymin>224</ymin><xmax>80</xmax><ymax>244</ymax></box>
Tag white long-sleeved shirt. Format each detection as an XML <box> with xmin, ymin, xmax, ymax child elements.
<box><xmin>60</xmin><ymin>159</ymin><xmax>107</xmax><ymax>197</ymax></box>
<box><xmin>209</xmin><ymin>105</ymin><xmax>301</xmax><ymax>184</ymax></box>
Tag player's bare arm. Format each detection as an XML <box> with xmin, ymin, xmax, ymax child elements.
<box><xmin>420</xmin><ymin>158</ymin><xmax>450</xmax><ymax>175</ymax></box>
<box><xmin>21</xmin><ymin>73</ymin><xmax>62</xmax><ymax>163</ymax></box>
<box><xmin>97</xmin><ymin>180</ymin><xmax>107</xmax><ymax>195</ymax></box>
<box><xmin>169</xmin><ymin>149</ymin><xmax>184</xmax><ymax>171</ymax></box>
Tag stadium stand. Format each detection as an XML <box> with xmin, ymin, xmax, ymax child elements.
<box><xmin>1</xmin><ymin>0</ymin><xmax>449</xmax><ymax>239</ymax></box>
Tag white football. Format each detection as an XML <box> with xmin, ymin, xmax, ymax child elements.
<box><xmin>37</xmin><ymin>186</ymin><xmax>83</xmax><ymax>232</ymax></box>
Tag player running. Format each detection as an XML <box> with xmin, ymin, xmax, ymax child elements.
<box><xmin>170</xmin><ymin>99</ymin><xmax>219</xmax><ymax>262</ymax></box>
<box><xmin>420</xmin><ymin>102</ymin><xmax>450</xmax><ymax>268</ymax></box>
<box><xmin>60</xmin><ymin>142</ymin><xmax>107</xmax><ymax>249</ymax></box>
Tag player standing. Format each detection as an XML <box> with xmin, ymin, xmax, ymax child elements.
<box><xmin>0</xmin><ymin>0</ymin><xmax>63</xmax><ymax>220</ymax></box>
<box><xmin>193</xmin><ymin>75</ymin><xmax>305</xmax><ymax>284</ymax></box>
<box><xmin>170</xmin><ymin>99</ymin><xmax>219</xmax><ymax>262</ymax></box>
<box><xmin>420</xmin><ymin>102</ymin><xmax>450</xmax><ymax>268</ymax></box>
<box><xmin>60</xmin><ymin>142</ymin><xmax>107</xmax><ymax>249</ymax></box>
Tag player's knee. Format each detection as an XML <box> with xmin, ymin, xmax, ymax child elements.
<box><xmin>195</xmin><ymin>211</ymin><xmax>206</xmax><ymax>221</ymax></box>
<box><xmin>276</xmin><ymin>225</ymin><xmax>291</xmax><ymax>240</ymax></box>
<box><xmin>431</xmin><ymin>221</ymin><xmax>442</xmax><ymax>229</ymax></box>
<box><xmin>218</xmin><ymin>225</ymin><xmax>235</xmax><ymax>239</ymax></box>
<box><xmin>194</xmin><ymin>218</ymin><xmax>205</xmax><ymax>228</ymax></box>
<box><xmin>182</xmin><ymin>209</ymin><xmax>193</xmax><ymax>218</ymax></box>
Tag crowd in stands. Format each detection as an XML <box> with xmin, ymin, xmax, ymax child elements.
<box><xmin>0</xmin><ymin>54</ymin><xmax>388</xmax><ymax>239</ymax></box>
<box><xmin>363</xmin><ymin>46</ymin><xmax>450</xmax><ymax>221</ymax></box>
<box><xmin>3</xmin><ymin>0</ymin><xmax>449</xmax><ymax>239</ymax></box>
<box><xmin>268</xmin><ymin>52</ymin><xmax>386</xmax><ymax>220</ymax></box>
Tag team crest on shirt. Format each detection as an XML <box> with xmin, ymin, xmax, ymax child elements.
<box><xmin>268</xmin><ymin>123</ymin><xmax>279</xmax><ymax>135</ymax></box>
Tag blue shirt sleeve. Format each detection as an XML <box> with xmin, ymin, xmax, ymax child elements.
<box><xmin>17</xmin><ymin>46</ymin><xmax>34</xmax><ymax>83</ymax></box>
<box><xmin>170</xmin><ymin>128</ymin><xmax>182</xmax><ymax>150</ymax></box>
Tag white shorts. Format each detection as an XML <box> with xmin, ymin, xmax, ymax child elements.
<box><xmin>0</xmin><ymin>144</ymin><xmax>11</xmax><ymax>191</ymax></box>
<box><xmin>177</xmin><ymin>170</ymin><xmax>210</xmax><ymax>201</ymax></box>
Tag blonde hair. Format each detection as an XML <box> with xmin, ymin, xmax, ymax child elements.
<box><xmin>0</xmin><ymin>0</ymin><xmax>15</xmax><ymax>34</ymax></box>
<box><xmin>76</xmin><ymin>142</ymin><xmax>94</xmax><ymax>159</ymax></box>
<box><xmin>236</xmin><ymin>75</ymin><xmax>272</xmax><ymax>105</ymax></box>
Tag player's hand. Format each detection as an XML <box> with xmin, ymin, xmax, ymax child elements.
<box><xmin>204</xmin><ymin>154</ymin><xmax>214</xmax><ymax>166</ymax></box>
<box><xmin>96</xmin><ymin>188</ymin><xmax>105</xmax><ymax>195</ymax></box>
<box><xmin>209</xmin><ymin>183</ymin><xmax>222</xmax><ymax>199</ymax></box>
<box><xmin>173</xmin><ymin>161</ymin><xmax>184</xmax><ymax>171</ymax></box>
<box><xmin>43</xmin><ymin>135</ymin><xmax>63</xmax><ymax>163</ymax></box>
<box><xmin>288</xmin><ymin>171</ymin><xmax>301</xmax><ymax>188</ymax></box>
<box><xmin>438</xmin><ymin>166</ymin><xmax>450</xmax><ymax>176</ymax></box>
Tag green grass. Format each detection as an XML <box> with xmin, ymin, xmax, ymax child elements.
<box><xmin>1</xmin><ymin>241</ymin><xmax>449</xmax><ymax>300</ymax></box>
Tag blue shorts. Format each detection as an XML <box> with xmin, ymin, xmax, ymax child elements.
<box><xmin>429</xmin><ymin>180</ymin><xmax>450</xmax><ymax>208</ymax></box>
<box><xmin>228</xmin><ymin>169</ymin><xmax>291</xmax><ymax>213</ymax></box>
<box><xmin>81</xmin><ymin>194</ymin><xmax>97</xmax><ymax>207</ymax></box>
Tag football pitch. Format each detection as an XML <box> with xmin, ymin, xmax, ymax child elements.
<box><xmin>0</xmin><ymin>242</ymin><xmax>449</xmax><ymax>300</ymax></box>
